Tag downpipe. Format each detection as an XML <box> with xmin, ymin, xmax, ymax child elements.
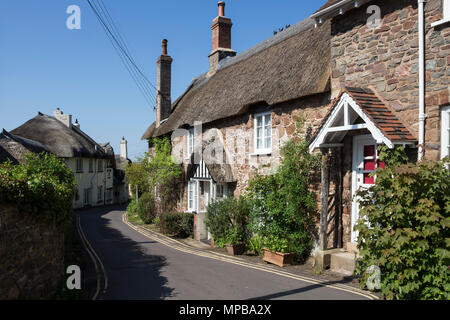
<box><xmin>418</xmin><ymin>0</ymin><xmax>427</xmax><ymax>161</ymax></box>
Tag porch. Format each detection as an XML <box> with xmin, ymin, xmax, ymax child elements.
<box><xmin>309</xmin><ymin>87</ymin><xmax>416</xmax><ymax>274</ymax></box>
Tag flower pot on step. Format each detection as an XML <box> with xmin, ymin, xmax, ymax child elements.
<box><xmin>226</xmin><ymin>243</ymin><xmax>246</xmax><ymax>255</ymax></box>
<box><xmin>263</xmin><ymin>248</ymin><xmax>294</xmax><ymax>267</ymax></box>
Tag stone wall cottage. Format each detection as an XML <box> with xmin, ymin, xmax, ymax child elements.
<box><xmin>142</xmin><ymin>0</ymin><xmax>449</xmax><ymax>273</ymax></box>
<box><xmin>142</xmin><ymin>2</ymin><xmax>332</xmax><ymax>242</ymax></box>
<box><xmin>308</xmin><ymin>0</ymin><xmax>449</xmax><ymax>272</ymax></box>
<box><xmin>9</xmin><ymin>109</ymin><xmax>128</xmax><ymax>209</ymax></box>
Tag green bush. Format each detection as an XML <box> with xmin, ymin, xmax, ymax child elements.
<box><xmin>161</xmin><ymin>212</ymin><xmax>194</xmax><ymax>238</ymax></box>
<box><xmin>246</xmin><ymin>119</ymin><xmax>319</xmax><ymax>261</ymax></box>
<box><xmin>0</xmin><ymin>153</ymin><xmax>76</xmax><ymax>225</ymax></box>
<box><xmin>127</xmin><ymin>197</ymin><xmax>138</xmax><ymax>216</ymax></box>
<box><xmin>136</xmin><ymin>193</ymin><xmax>157</xmax><ymax>224</ymax></box>
<box><xmin>153</xmin><ymin>216</ymin><xmax>160</xmax><ymax>228</ymax></box>
<box><xmin>205</xmin><ymin>197</ymin><xmax>251</xmax><ymax>247</ymax></box>
<box><xmin>355</xmin><ymin>147</ymin><xmax>450</xmax><ymax>300</ymax></box>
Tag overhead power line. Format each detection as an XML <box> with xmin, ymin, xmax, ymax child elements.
<box><xmin>86</xmin><ymin>0</ymin><xmax>158</xmax><ymax>109</ymax></box>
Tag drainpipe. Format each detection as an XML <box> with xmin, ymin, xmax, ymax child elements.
<box><xmin>418</xmin><ymin>0</ymin><xmax>427</xmax><ymax>161</ymax></box>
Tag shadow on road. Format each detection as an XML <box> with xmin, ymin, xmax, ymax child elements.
<box><xmin>247</xmin><ymin>278</ymin><xmax>363</xmax><ymax>300</ymax></box>
<box><xmin>80</xmin><ymin>205</ymin><xmax>175</xmax><ymax>300</ymax></box>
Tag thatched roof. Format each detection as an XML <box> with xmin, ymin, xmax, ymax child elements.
<box><xmin>11</xmin><ymin>113</ymin><xmax>111</xmax><ymax>159</ymax></box>
<box><xmin>142</xmin><ymin>18</ymin><xmax>331</xmax><ymax>140</ymax></box>
<box><xmin>0</xmin><ymin>129</ymin><xmax>49</xmax><ymax>164</ymax></box>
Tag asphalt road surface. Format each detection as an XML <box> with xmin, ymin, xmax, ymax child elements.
<box><xmin>77</xmin><ymin>206</ymin><xmax>372</xmax><ymax>300</ymax></box>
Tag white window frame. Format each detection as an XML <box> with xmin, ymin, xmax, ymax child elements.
<box><xmin>253</xmin><ymin>112</ymin><xmax>272</xmax><ymax>155</ymax></box>
<box><xmin>441</xmin><ymin>106</ymin><xmax>450</xmax><ymax>159</ymax></box>
<box><xmin>432</xmin><ymin>0</ymin><xmax>450</xmax><ymax>27</ymax></box>
<box><xmin>188</xmin><ymin>128</ymin><xmax>195</xmax><ymax>155</ymax></box>
<box><xmin>188</xmin><ymin>180</ymin><xmax>198</xmax><ymax>212</ymax></box>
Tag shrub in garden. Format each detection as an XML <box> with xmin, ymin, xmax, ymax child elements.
<box><xmin>205</xmin><ymin>197</ymin><xmax>251</xmax><ymax>248</ymax></box>
<box><xmin>127</xmin><ymin>197</ymin><xmax>138</xmax><ymax>216</ymax></box>
<box><xmin>161</xmin><ymin>212</ymin><xmax>194</xmax><ymax>238</ymax></box>
<box><xmin>355</xmin><ymin>146</ymin><xmax>450</xmax><ymax>300</ymax></box>
<box><xmin>136</xmin><ymin>193</ymin><xmax>157</xmax><ymax>224</ymax></box>
<box><xmin>246</xmin><ymin>118</ymin><xmax>320</xmax><ymax>261</ymax></box>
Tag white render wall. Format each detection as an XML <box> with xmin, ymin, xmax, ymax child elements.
<box><xmin>65</xmin><ymin>157</ymin><xmax>113</xmax><ymax>209</ymax></box>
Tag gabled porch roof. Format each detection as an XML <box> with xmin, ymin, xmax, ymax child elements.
<box><xmin>309</xmin><ymin>87</ymin><xmax>416</xmax><ymax>152</ymax></box>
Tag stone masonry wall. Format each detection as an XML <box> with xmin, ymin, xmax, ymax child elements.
<box><xmin>331</xmin><ymin>0</ymin><xmax>449</xmax><ymax>160</ymax></box>
<box><xmin>0</xmin><ymin>205</ymin><xmax>64</xmax><ymax>299</ymax></box>
<box><xmin>170</xmin><ymin>92</ymin><xmax>332</xmax><ymax>205</ymax></box>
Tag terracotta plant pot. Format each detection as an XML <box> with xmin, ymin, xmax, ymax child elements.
<box><xmin>263</xmin><ymin>248</ymin><xmax>294</xmax><ymax>267</ymax></box>
<box><xmin>226</xmin><ymin>243</ymin><xmax>246</xmax><ymax>256</ymax></box>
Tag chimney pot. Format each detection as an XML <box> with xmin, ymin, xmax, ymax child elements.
<box><xmin>209</xmin><ymin>1</ymin><xmax>235</xmax><ymax>75</ymax></box>
<box><xmin>162</xmin><ymin>39</ymin><xmax>168</xmax><ymax>55</ymax></box>
<box><xmin>218</xmin><ymin>1</ymin><xmax>225</xmax><ymax>17</ymax></box>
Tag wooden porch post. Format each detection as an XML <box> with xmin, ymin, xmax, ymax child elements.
<box><xmin>320</xmin><ymin>148</ymin><xmax>330</xmax><ymax>251</ymax></box>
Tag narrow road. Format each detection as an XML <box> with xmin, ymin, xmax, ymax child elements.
<box><xmin>77</xmin><ymin>206</ymin><xmax>373</xmax><ymax>300</ymax></box>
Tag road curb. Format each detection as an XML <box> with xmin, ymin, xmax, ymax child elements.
<box><xmin>122</xmin><ymin>212</ymin><xmax>379</xmax><ymax>300</ymax></box>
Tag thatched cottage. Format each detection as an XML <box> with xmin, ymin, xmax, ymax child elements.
<box><xmin>10</xmin><ymin>109</ymin><xmax>130</xmax><ymax>209</ymax></box>
<box><xmin>0</xmin><ymin>129</ymin><xmax>49</xmax><ymax>164</ymax></box>
<box><xmin>142</xmin><ymin>1</ymin><xmax>449</xmax><ymax>273</ymax></box>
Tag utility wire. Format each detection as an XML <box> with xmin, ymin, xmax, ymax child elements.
<box><xmin>86</xmin><ymin>0</ymin><xmax>158</xmax><ymax>108</ymax></box>
<box><xmin>88</xmin><ymin>0</ymin><xmax>156</xmax><ymax>105</ymax></box>
<box><xmin>96</xmin><ymin>0</ymin><xmax>158</xmax><ymax>103</ymax></box>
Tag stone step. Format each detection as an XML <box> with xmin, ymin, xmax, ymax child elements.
<box><xmin>330</xmin><ymin>252</ymin><xmax>356</xmax><ymax>276</ymax></box>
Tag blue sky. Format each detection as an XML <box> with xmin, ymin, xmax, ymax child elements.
<box><xmin>0</xmin><ymin>0</ymin><xmax>323</xmax><ymax>160</ymax></box>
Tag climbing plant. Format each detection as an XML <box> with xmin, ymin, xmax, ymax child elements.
<box><xmin>246</xmin><ymin>117</ymin><xmax>320</xmax><ymax>260</ymax></box>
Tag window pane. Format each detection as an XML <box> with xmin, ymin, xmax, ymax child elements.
<box><xmin>364</xmin><ymin>145</ymin><xmax>375</xmax><ymax>157</ymax></box>
<box><xmin>257</xmin><ymin>116</ymin><xmax>263</xmax><ymax>128</ymax></box>
<box><xmin>377</xmin><ymin>161</ymin><xmax>386</xmax><ymax>170</ymax></box>
<box><xmin>257</xmin><ymin>138</ymin><xmax>262</xmax><ymax>150</ymax></box>
<box><xmin>364</xmin><ymin>173</ymin><xmax>375</xmax><ymax>185</ymax></box>
<box><xmin>264</xmin><ymin>114</ymin><xmax>271</xmax><ymax>126</ymax></box>
<box><xmin>265</xmin><ymin>125</ymin><xmax>271</xmax><ymax>139</ymax></box>
<box><xmin>364</xmin><ymin>160</ymin><xmax>375</xmax><ymax>171</ymax></box>
<box><xmin>265</xmin><ymin>137</ymin><xmax>271</xmax><ymax>149</ymax></box>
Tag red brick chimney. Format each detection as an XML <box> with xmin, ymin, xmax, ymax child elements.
<box><xmin>156</xmin><ymin>39</ymin><xmax>172</xmax><ymax>127</ymax></box>
<box><xmin>208</xmin><ymin>1</ymin><xmax>236</xmax><ymax>76</ymax></box>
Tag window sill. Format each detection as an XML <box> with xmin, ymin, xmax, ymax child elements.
<box><xmin>250</xmin><ymin>150</ymin><xmax>272</xmax><ymax>157</ymax></box>
<box><xmin>431</xmin><ymin>18</ymin><xmax>450</xmax><ymax>28</ymax></box>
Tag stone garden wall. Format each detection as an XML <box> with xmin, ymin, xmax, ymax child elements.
<box><xmin>0</xmin><ymin>204</ymin><xmax>64</xmax><ymax>300</ymax></box>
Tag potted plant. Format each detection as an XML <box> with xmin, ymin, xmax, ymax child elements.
<box><xmin>225</xmin><ymin>227</ymin><xmax>246</xmax><ymax>256</ymax></box>
<box><xmin>262</xmin><ymin>235</ymin><xmax>295</xmax><ymax>267</ymax></box>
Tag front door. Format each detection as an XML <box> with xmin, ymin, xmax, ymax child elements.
<box><xmin>351</xmin><ymin>135</ymin><xmax>385</xmax><ymax>243</ymax></box>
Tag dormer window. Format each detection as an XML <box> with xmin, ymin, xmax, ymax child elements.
<box><xmin>254</xmin><ymin>112</ymin><xmax>272</xmax><ymax>155</ymax></box>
